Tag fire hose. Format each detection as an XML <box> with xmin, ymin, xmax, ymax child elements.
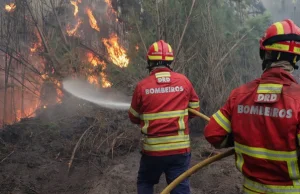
<box><xmin>160</xmin><ymin>109</ymin><xmax>235</xmax><ymax>194</ymax></box>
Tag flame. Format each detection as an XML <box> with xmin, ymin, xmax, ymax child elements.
<box><xmin>16</xmin><ymin>110</ymin><xmax>21</xmax><ymax>121</ymax></box>
<box><xmin>102</xmin><ymin>34</ymin><xmax>129</xmax><ymax>68</ymax></box>
<box><xmin>53</xmin><ymin>80</ymin><xmax>63</xmax><ymax>103</ymax></box>
<box><xmin>5</xmin><ymin>3</ymin><xmax>16</xmax><ymax>12</ymax></box>
<box><xmin>85</xmin><ymin>8</ymin><xmax>100</xmax><ymax>32</ymax></box>
<box><xmin>87</xmin><ymin>52</ymin><xmax>106</xmax><ymax>67</ymax></box>
<box><xmin>67</xmin><ymin>0</ymin><xmax>82</xmax><ymax>36</ymax></box>
<box><xmin>100</xmin><ymin>72</ymin><xmax>112</xmax><ymax>88</ymax></box>
<box><xmin>104</xmin><ymin>0</ymin><xmax>111</xmax><ymax>5</ymax></box>
<box><xmin>135</xmin><ymin>45</ymin><xmax>139</xmax><ymax>51</ymax></box>
<box><xmin>105</xmin><ymin>0</ymin><xmax>117</xmax><ymax>15</ymax></box>
<box><xmin>9</xmin><ymin>57</ymin><xmax>45</xmax><ymax>123</ymax></box>
<box><xmin>2</xmin><ymin>30</ymin><xmax>67</xmax><ymax>126</ymax></box>
<box><xmin>67</xmin><ymin>19</ymin><xmax>82</xmax><ymax>36</ymax></box>
<box><xmin>56</xmin><ymin>89</ymin><xmax>63</xmax><ymax>103</ymax></box>
<box><xmin>41</xmin><ymin>74</ymin><xmax>49</xmax><ymax>80</ymax></box>
<box><xmin>70</xmin><ymin>1</ymin><xmax>79</xmax><ymax>16</ymax></box>
<box><xmin>30</xmin><ymin>29</ymin><xmax>42</xmax><ymax>53</ymax></box>
<box><xmin>15</xmin><ymin>102</ymin><xmax>39</xmax><ymax>122</ymax></box>
<box><xmin>88</xmin><ymin>75</ymin><xmax>99</xmax><ymax>85</ymax></box>
<box><xmin>23</xmin><ymin>108</ymin><xmax>35</xmax><ymax>118</ymax></box>
<box><xmin>87</xmin><ymin>52</ymin><xmax>112</xmax><ymax>88</ymax></box>
<box><xmin>15</xmin><ymin>108</ymin><xmax>35</xmax><ymax>122</ymax></box>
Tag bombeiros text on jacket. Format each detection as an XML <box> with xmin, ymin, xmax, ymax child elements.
<box><xmin>237</xmin><ymin>105</ymin><xmax>292</xmax><ymax>118</ymax></box>
<box><xmin>145</xmin><ymin>86</ymin><xmax>184</xmax><ymax>95</ymax></box>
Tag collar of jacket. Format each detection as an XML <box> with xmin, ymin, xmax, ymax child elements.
<box><xmin>150</xmin><ymin>67</ymin><xmax>172</xmax><ymax>75</ymax></box>
<box><xmin>260</xmin><ymin>67</ymin><xmax>297</xmax><ymax>85</ymax></box>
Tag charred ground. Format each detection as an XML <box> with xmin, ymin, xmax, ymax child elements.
<box><xmin>0</xmin><ymin>97</ymin><xmax>242</xmax><ymax>194</ymax></box>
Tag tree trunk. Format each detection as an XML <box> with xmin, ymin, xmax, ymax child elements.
<box><xmin>3</xmin><ymin>14</ymin><xmax>12</xmax><ymax>125</ymax></box>
<box><xmin>10</xmin><ymin>65</ymin><xmax>15</xmax><ymax>122</ymax></box>
<box><xmin>3</xmin><ymin>53</ymin><xmax>8</xmax><ymax>124</ymax></box>
<box><xmin>21</xmin><ymin>61</ymin><xmax>25</xmax><ymax>118</ymax></box>
<box><xmin>156</xmin><ymin>0</ymin><xmax>161</xmax><ymax>40</ymax></box>
<box><xmin>163</xmin><ymin>0</ymin><xmax>168</xmax><ymax>41</ymax></box>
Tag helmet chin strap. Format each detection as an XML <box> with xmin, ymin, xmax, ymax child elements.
<box><xmin>147</xmin><ymin>61</ymin><xmax>172</xmax><ymax>73</ymax></box>
<box><xmin>262</xmin><ymin>51</ymin><xmax>299</xmax><ymax>71</ymax></box>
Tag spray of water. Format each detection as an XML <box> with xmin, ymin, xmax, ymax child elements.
<box><xmin>62</xmin><ymin>78</ymin><xmax>131</xmax><ymax>110</ymax></box>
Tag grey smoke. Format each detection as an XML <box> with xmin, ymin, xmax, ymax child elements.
<box><xmin>261</xmin><ymin>0</ymin><xmax>300</xmax><ymax>24</ymax></box>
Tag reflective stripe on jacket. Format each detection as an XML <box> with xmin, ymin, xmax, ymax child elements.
<box><xmin>129</xmin><ymin>67</ymin><xmax>199</xmax><ymax>156</ymax></box>
<box><xmin>204</xmin><ymin>68</ymin><xmax>300</xmax><ymax>192</ymax></box>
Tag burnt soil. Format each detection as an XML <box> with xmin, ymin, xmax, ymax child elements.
<box><xmin>0</xmin><ymin>99</ymin><xmax>242</xmax><ymax>194</ymax></box>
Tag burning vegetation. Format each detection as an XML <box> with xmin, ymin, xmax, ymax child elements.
<box><xmin>87</xmin><ymin>52</ymin><xmax>112</xmax><ymax>88</ymax></box>
<box><xmin>30</xmin><ymin>29</ymin><xmax>43</xmax><ymax>52</ymax></box>
<box><xmin>0</xmin><ymin>0</ymin><xmax>129</xmax><ymax>126</ymax></box>
<box><xmin>5</xmin><ymin>3</ymin><xmax>16</xmax><ymax>12</ymax></box>
<box><xmin>85</xmin><ymin>8</ymin><xmax>100</xmax><ymax>32</ymax></box>
<box><xmin>70</xmin><ymin>0</ymin><xmax>80</xmax><ymax>16</ymax></box>
<box><xmin>102</xmin><ymin>34</ymin><xmax>130</xmax><ymax>68</ymax></box>
<box><xmin>105</xmin><ymin>0</ymin><xmax>117</xmax><ymax>15</ymax></box>
<box><xmin>66</xmin><ymin>18</ymin><xmax>82</xmax><ymax>36</ymax></box>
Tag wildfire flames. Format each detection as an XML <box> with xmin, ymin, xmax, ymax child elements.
<box><xmin>104</xmin><ymin>0</ymin><xmax>112</xmax><ymax>6</ymax></box>
<box><xmin>87</xmin><ymin>52</ymin><xmax>112</xmax><ymax>88</ymax></box>
<box><xmin>100</xmin><ymin>72</ymin><xmax>112</xmax><ymax>88</ymax></box>
<box><xmin>1</xmin><ymin>0</ymin><xmax>129</xmax><ymax>126</ymax></box>
<box><xmin>85</xmin><ymin>8</ymin><xmax>100</xmax><ymax>32</ymax></box>
<box><xmin>67</xmin><ymin>0</ymin><xmax>82</xmax><ymax>36</ymax></box>
<box><xmin>30</xmin><ymin>29</ymin><xmax>42</xmax><ymax>53</ymax></box>
<box><xmin>53</xmin><ymin>80</ymin><xmax>63</xmax><ymax>103</ymax></box>
<box><xmin>102</xmin><ymin>34</ymin><xmax>129</xmax><ymax>68</ymax></box>
<box><xmin>70</xmin><ymin>0</ymin><xmax>80</xmax><ymax>16</ymax></box>
<box><xmin>105</xmin><ymin>0</ymin><xmax>117</xmax><ymax>15</ymax></box>
<box><xmin>15</xmin><ymin>107</ymin><xmax>37</xmax><ymax>122</ymax></box>
<box><xmin>87</xmin><ymin>75</ymin><xmax>98</xmax><ymax>85</ymax></box>
<box><xmin>88</xmin><ymin>53</ymin><xmax>106</xmax><ymax>67</ymax></box>
<box><xmin>67</xmin><ymin>19</ymin><xmax>82</xmax><ymax>36</ymax></box>
<box><xmin>40</xmin><ymin>72</ymin><xmax>63</xmax><ymax>103</ymax></box>
<box><xmin>5</xmin><ymin>3</ymin><xmax>16</xmax><ymax>12</ymax></box>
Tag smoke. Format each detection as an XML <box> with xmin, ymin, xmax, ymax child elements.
<box><xmin>261</xmin><ymin>0</ymin><xmax>300</xmax><ymax>25</ymax></box>
<box><xmin>62</xmin><ymin>78</ymin><xmax>131</xmax><ymax>110</ymax></box>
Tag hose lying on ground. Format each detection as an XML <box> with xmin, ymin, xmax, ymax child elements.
<box><xmin>160</xmin><ymin>109</ymin><xmax>235</xmax><ymax>194</ymax></box>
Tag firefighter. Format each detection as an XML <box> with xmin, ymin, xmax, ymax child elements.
<box><xmin>204</xmin><ymin>19</ymin><xmax>300</xmax><ymax>194</ymax></box>
<box><xmin>128</xmin><ymin>40</ymin><xmax>200</xmax><ymax>194</ymax></box>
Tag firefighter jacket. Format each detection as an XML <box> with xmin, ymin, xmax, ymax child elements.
<box><xmin>129</xmin><ymin>67</ymin><xmax>200</xmax><ymax>156</ymax></box>
<box><xmin>204</xmin><ymin>67</ymin><xmax>300</xmax><ymax>194</ymax></box>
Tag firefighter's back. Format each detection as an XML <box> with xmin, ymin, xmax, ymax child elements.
<box><xmin>138</xmin><ymin>69</ymin><xmax>191</xmax><ymax>135</ymax></box>
<box><xmin>230</xmin><ymin>68</ymin><xmax>300</xmax><ymax>191</ymax></box>
<box><xmin>131</xmin><ymin>67</ymin><xmax>199</xmax><ymax>157</ymax></box>
<box><xmin>129</xmin><ymin>40</ymin><xmax>199</xmax><ymax>194</ymax></box>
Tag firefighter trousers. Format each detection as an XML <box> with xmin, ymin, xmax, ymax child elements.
<box><xmin>137</xmin><ymin>152</ymin><xmax>191</xmax><ymax>194</ymax></box>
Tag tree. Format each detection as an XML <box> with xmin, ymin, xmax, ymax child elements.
<box><xmin>116</xmin><ymin>0</ymin><xmax>271</xmax><ymax>127</ymax></box>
